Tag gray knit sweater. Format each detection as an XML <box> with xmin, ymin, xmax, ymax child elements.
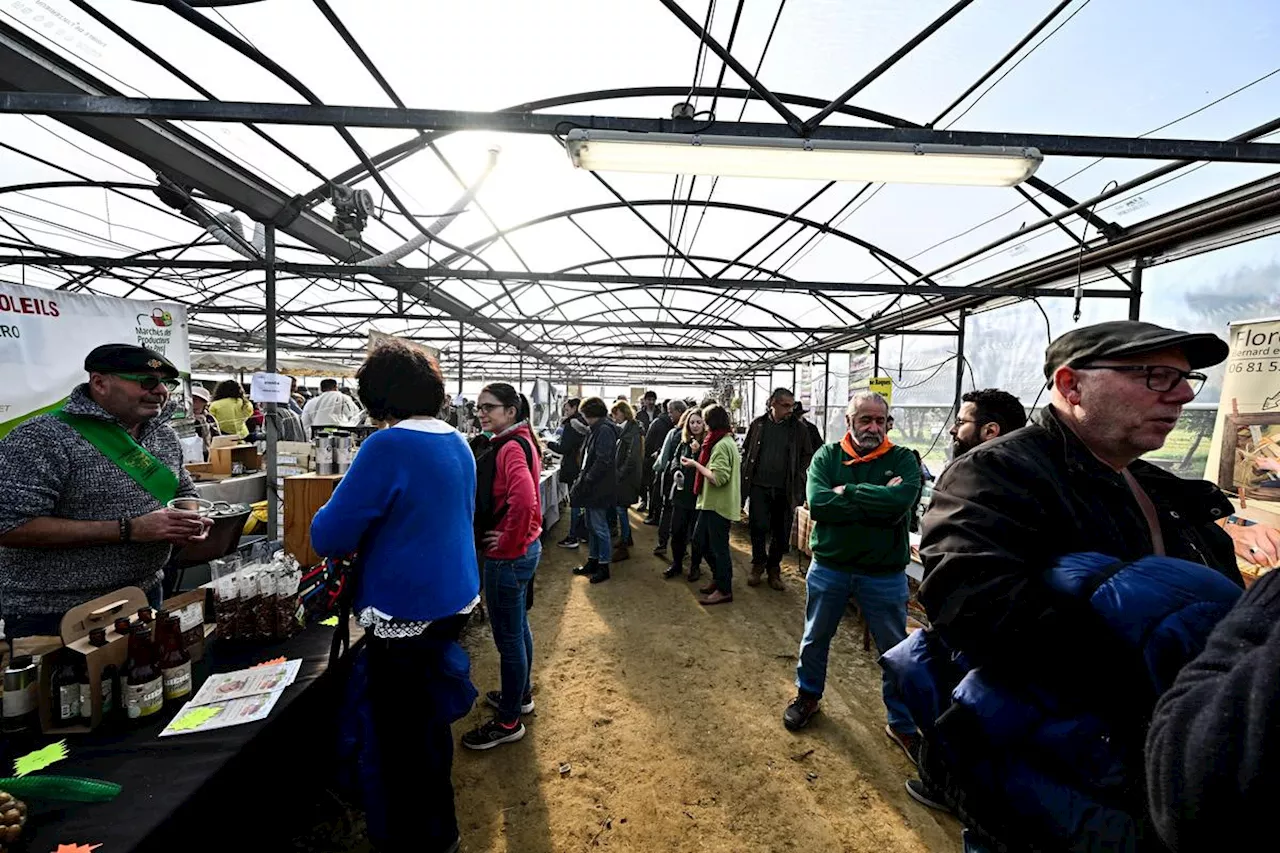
<box><xmin>0</xmin><ymin>385</ymin><xmax>196</xmax><ymax>618</ymax></box>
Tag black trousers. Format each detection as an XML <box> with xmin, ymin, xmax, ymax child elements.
<box><xmin>694</xmin><ymin>510</ymin><xmax>733</xmax><ymax>593</ymax></box>
<box><xmin>655</xmin><ymin>470</ymin><xmax>675</xmax><ymax>545</ymax></box>
<box><xmin>748</xmin><ymin>484</ymin><xmax>794</xmax><ymax>569</ymax></box>
<box><xmin>640</xmin><ymin>460</ymin><xmax>654</xmax><ymax>508</ymax></box>
<box><xmin>669</xmin><ymin>502</ymin><xmax>703</xmax><ymax>569</ymax></box>
<box><xmin>366</xmin><ymin>616</ymin><xmax>467</xmax><ymax>853</ymax></box>
<box><xmin>646</xmin><ymin>461</ymin><xmax>664</xmax><ymax>518</ymax></box>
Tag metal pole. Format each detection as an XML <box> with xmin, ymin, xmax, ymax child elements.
<box><xmin>823</xmin><ymin>351</ymin><xmax>831</xmax><ymax>440</ymax></box>
<box><xmin>1129</xmin><ymin>258</ymin><xmax>1145</xmax><ymax>320</ymax></box>
<box><xmin>517</xmin><ymin>350</ymin><xmax>524</xmax><ymax>389</ymax></box>
<box><xmin>873</xmin><ymin>335</ymin><xmax>881</xmax><ymax>376</ymax></box>
<box><xmin>264</xmin><ymin>222</ymin><xmax>279</xmax><ymax>541</ymax></box>
<box><xmin>457</xmin><ymin>322</ymin><xmax>464</xmax><ymax>395</ymax></box>
<box><xmin>954</xmin><ymin>309</ymin><xmax>967</xmax><ymax>418</ymax></box>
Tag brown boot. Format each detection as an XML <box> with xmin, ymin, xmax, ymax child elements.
<box><xmin>747</xmin><ymin>563</ymin><xmax>764</xmax><ymax>587</ymax></box>
<box><xmin>613</xmin><ymin>545</ymin><xmax>630</xmax><ymax>562</ymax></box>
<box><xmin>767</xmin><ymin>566</ymin><xmax>784</xmax><ymax>591</ymax></box>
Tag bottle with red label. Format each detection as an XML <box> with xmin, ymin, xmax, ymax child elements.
<box><xmin>124</xmin><ymin>623</ymin><xmax>163</xmax><ymax>722</ymax></box>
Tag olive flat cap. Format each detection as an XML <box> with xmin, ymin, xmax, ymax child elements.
<box><xmin>84</xmin><ymin>343</ymin><xmax>180</xmax><ymax>379</ymax></box>
<box><xmin>1043</xmin><ymin>320</ymin><xmax>1228</xmax><ymax>381</ymax></box>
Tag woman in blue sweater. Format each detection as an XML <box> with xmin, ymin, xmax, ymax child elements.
<box><xmin>311</xmin><ymin>341</ymin><xmax>477</xmax><ymax>853</ymax></box>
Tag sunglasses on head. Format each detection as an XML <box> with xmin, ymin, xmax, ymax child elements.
<box><xmin>112</xmin><ymin>372</ymin><xmax>180</xmax><ymax>392</ymax></box>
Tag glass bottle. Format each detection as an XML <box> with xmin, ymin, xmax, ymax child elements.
<box><xmin>51</xmin><ymin>650</ymin><xmax>82</xmax><ymax>726</ymax></box>
<box><xmin>136</xmin><ymin>607</ymin><xmax>154</xmax><ymax>625</ymax></box>
<box><xmin>124</xmin><ymin>623</ymin><xmax>163</xmax><ymax>722</ymax></box>
<box><xmin>157</xmin><ymin>616</ymin><xmax>192</xmax><ymax>706</ymax></box>
<box><xmin>84</xmin><ymin>628</ymin><xmax>109</xmax><ymax>722</ymax></box>
<box><xmin>113</xmin><ymin>617</ymin><xmax>132</xmax><ymax>637</ymax></box>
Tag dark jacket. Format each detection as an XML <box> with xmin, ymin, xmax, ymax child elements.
<box><xmin>570</xmin><ymin>419</ymin><xmax>618</xmax><ymax>509</ymax></box>
<box><xmin>636</xmin><ymin>404</ymin><xmax>656</xmax><ymax>434</ymax></box>
<box><xmin>883</xmin><ymin>551</ymin><xmax>1242</xmax><ymax>853</ymax></box>
<box><xmin>614</xmin><ymin>419</ymin><xmax>644</xmax><ymax>507</ymax></box>
<box><xmin>1145</xmin><ymin>566</ymin><xmax>1280</xmax><ymax>851</ymax></box>
<box><xmin>548</xmin><ymin>414</ymin><xmax>587</xmax><ymax>485</ymax></box>
<box><xmin>741</xmin><ymin>412</ymin><xmax>815</xmax><ymax>506</ymax></box>
<box><xmin>919</xmin><ymin>405</ymin><xmax>1240</xmax><ymax>667</ymax></box>
<box><xmin>667</xmin><ymin>439</ymin><xmax>701</xmax><ymax>509</ymax></box>
<box><xmin>644</xmin><ymin>411</ymin><xmax>675</xmax><ymax>458</ymax></box>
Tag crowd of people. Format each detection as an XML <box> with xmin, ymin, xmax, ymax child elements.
<box><xmin>4</xmin><ymin>319</ymin><xmax>1280</xmax><ymax>853</ymax></box>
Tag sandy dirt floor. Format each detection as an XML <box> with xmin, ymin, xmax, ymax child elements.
<box><xmin>448</xmin><ymin>508</ymin><xmax>963</xmax><ymax>853</ymax></box>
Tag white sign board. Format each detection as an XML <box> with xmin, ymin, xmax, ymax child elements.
<box><xmin>0</xmin><ymin>283</ymin><xmax>189</xmax><ymax>438</ymax></box>
<box><xmin>250</xmin><ymin>372</ymin><xmax>292</xmax><ymax>404</ymax></box>
<box><xmin>1204</xmin><ymin>317</ymin><xmax>1280</xmax><ymax>510</ymax></box>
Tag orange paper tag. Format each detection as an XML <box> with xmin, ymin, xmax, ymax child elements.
<box><xmin>55</xmin><ymin>844</ymin><xmax>102</xmax><ymax>853</ymax></box>
<box><xmin>253</xmin><ymin>657</ymin><xmax>287</xmax><ymax>668</ymax></box>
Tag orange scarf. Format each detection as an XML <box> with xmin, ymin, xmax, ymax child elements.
<box><xmin>840</xmin><ymin>433</ymin><xmax>894</xmax><ymax>465</ymax></box>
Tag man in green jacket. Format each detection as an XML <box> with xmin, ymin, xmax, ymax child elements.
<box><xmin>783</xmin><ymin>392</ymin><xmax>922</xmax><ymax>764</ymax></box>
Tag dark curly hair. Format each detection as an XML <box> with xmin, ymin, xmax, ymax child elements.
<box><xmin>962</xmin><ymin>388</ymin><xmax>1027</xmax><ymax>436</ymax></box>
<box><xmin>356</xmin><ymin>341</ymin><xmax>445</xmax><ymax>422</ymax></box>
<box><xmin>580</xmin><ymin>396</ymin><xmax>608</xmax><ymax>418</ymax></box>
<box><xmin>213</xmin><ymin>379</ymin><xmax>244</xmax><ymax>401</ymax></box>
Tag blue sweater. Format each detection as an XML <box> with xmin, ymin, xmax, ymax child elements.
<box><xmin>311</xmin><ymin>420</ymin><xmax>479</xmax><ymax>623</ymax></box>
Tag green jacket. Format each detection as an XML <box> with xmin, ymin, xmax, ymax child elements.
<box><xmin>806</xmin><ymin>440</ymin><xmax>920</xmax><ymax>574</ymax></box>
<box><xmin>696</xmin><ymin>435</ymin><xmax>742</xmax><ymax>522</ymax></box>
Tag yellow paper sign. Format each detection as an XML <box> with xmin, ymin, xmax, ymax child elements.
<box><xmin>319</xmin><ymin>616</ymin><xmax>339</xmax><ymax>627</ymax></box>
<box><xmin>168</xmin><ymin>706</ymin><xmax>223</xmax><ymax>732</ymax></box>
<box><xmin>868</xmin><ymin>376</ymin><xmax>893</xmax><ymax>407</ymax></box>
<box><xmin>13</xmin><ymin>739</ymin><xmax>68</xmax><ymax>777</ymax></box>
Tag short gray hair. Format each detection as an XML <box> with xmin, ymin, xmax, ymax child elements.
<box><xmin>847</xmin><ymin>391</ymin><xmax>889</xmax><ymax>416</ymax></box>
<box><xmin>668</xmin><ymin>399</ymin><xmax>687</xmax><ymax>415</ymax></box>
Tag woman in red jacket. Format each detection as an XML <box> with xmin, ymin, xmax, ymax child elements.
<box><xmin>462</xmin><ymin>382</ymin><xmax>544</xmax><ymax>751</ymax></box>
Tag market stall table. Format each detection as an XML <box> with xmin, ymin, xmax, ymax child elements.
<box><xmin>15</xmin><ymin>620</ymin><xmax>361</xmax><ymax>853</ymax></box>
<box><xmin>540</xmin><ymin>466</ymin><xmax>560</xmax><ymax>530</ymax></box>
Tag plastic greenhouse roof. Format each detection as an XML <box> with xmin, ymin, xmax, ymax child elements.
<box><xmin>1</xmin><ymin>0</ymin><xmax>1279</xmax><ymax>385</ymax></box>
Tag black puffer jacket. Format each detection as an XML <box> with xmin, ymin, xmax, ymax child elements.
<box><xmin>570</xmin><ymin>419</ymin><xmax>618</xmax><ymax>509</ymax></box>
<box><xmin>614</xmin><ymin>419</ymin><xmax>645</xmax><ymax>507</ymax></box>
<box><xmin>548</xmin><ymin>414</ymin><xmax>587</xmax><ymax>485</ymax></box>
<box><xmin>919</xmin><ymin>405</ymin><xmax>1240</xmax><ymax>668</ymax></box>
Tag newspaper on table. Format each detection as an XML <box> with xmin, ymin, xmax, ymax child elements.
<box><xmin>159</xmin><ymin>659</ymin><xmax>302</xmax><ymax>737</ymax></box>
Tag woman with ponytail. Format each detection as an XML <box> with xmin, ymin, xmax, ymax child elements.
<box><xmin>462</xmin><ymin>383</ymin><xmax>544</xmax><ymax>751</ymax></box>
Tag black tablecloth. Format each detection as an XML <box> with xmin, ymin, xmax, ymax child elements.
<box><xmin>15</xmin><ymin>621</ymin><xmax>359</xmax><ymax>853</ymax></box>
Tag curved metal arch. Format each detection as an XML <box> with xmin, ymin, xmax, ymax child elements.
<box><xmin>305</xmin><ymin>85</ymin><xmax>1110</xmax><ymax>235</ymax></box>
<box><xmin>429</xmin><ymin>198</ymin><xmax>936</xmax><ymax>285</ymax></box>
<box><xmin>519</xmin><ymin>280</ymin><xmax>819</xmax><ymax>330</ymax></box>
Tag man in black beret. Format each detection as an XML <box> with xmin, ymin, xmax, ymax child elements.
<box><xmin>0</xmin><ymin>343</ymin><xmax>211</xmax><ymax>637</ymax></box>
<box><xmin>907</xmin><ymin>320</ymin><xmax>1272</xmax><ymax>848</ymax></box>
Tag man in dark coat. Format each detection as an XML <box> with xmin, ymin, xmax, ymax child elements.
<box><xmin>570</xmin><ymin>397</ymin><xmax>618</xmax><ymax>584</ymax></box>
<box><xmin>634</xmin><ymin>391</ymin><xmax>660</xmax><ymax>512</ymax></box>
<box><xmin>610</xmin><ymin>401</ymin><xmax>645</xmax><ymax>562</ymax></box>
<box><xmin>916</xmin><ymin>320</ymin><xmax>1258</xmax><ymax>851</ymax></box>
<box><xmin>741</xmin><ymin>388</ymin><xmax>815</xmax><ymax>590</ymax></box>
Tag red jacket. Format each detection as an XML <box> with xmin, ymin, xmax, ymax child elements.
<box><xmin>486</xmin><ymin>422</ymin><xmax>543</xmax><ymax>559</ymax></box>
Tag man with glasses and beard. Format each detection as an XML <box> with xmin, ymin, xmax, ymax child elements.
<box><xmin>948</xmin><ymin>388</ymin><xmax>1027</xmax><ymax>458</ymax></box>
<box><xmin>909</xmin><ymin>320</ymin><xmax>1276</xmax><ymax>851</ymax></box>
<box><xmin>783</xmin><ymin>391</ymin><xmax>922</xmax><ymax>764</ymax></box>
<box><xmin>0</xmin><ymin>344</ymin><xmax>210</xmax><ymax>637</ymax></box>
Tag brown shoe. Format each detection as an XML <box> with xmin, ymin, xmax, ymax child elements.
<box><xmin>698</xmin><ymin>581</ymin><xmax>719</xmax><ymax>596</ymax></box>
<box><xmin>767</xmin><ymin>567</ymin><xmax>785</xmax><ymax>591</ymax></box>
<box><xmin>885</xmin><ymin>724</ymin><xmax>922</xmax><ymax>766</ymax></box>
<box><xmin>699</xmin><ymin>590</ymin><xmax>733</xmax><ymax>606</ymax></box>
<box><xmin>612</xmin><ymin>546</ymin><xmax>630</xmax><ymax>562</ymax></box>
<box><xmin>747</xmin><ymin>563</ymin><xmax>764</xmax><ymax>587</ymax></box>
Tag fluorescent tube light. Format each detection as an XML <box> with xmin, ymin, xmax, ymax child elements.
<box><xmin>565</xmin><ymin>130</ymin><xmax>1042</xmax><ymax>187</ymax></box>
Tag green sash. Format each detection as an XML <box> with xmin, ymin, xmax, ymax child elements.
<box><xmin>53</xmin><ymin>409</ymin><xmax>180</xmax><ymax>505</ymax></box>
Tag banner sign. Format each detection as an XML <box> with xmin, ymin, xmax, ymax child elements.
<box><xmin>1204</xmin><ymin>316</ymin><xmax>1280</xmax><ymax>506</ymax></box>
<box><xmin>0</xmin><ymin>283</ymin><xmax>189</xmax><ymax>438</ymax></box>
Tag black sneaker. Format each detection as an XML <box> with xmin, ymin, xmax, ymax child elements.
<box><xmin>589</xmin><ymin>563</ymin><xmax>611</xmax><ymax>584</ymax></box>
<box><xmin>485</xmin><ymin>690</ymin><xmax>534</xmax><ymax>715</ymax></box>
<box><xmin>461</xmin><ymin>718</ymin><xmax>526</xmax><ymax>750</ymax></box>
<box><xmin>557</xmin><ymin>536</ymin><xmax>580</xmax><ymax>549</ymax></box>
<box><xmin>905</xmin><ymin>779</ymin><xmax>951</xmax><ymax>813</ymax></box>
<box><xmin>783</xmin><ymin>693</ymin><xmax>820</xmax><ymax>731</ymax></box>
<box><xmin>653</xmin><ymin>544</ymin><xmax>668</xmax><ymax>557</ymax></box>
<box><xmin>573</xmin><ymin>558</ymin><xmax>599</xmax><ymax>576</ymax></box>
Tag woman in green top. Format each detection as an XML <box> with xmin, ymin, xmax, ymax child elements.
<box><xmin>208</xmin><ymin>379</ymin><xmax>253</xmax><ymax>439</ymax></box>
<box><xmin>681</xmin><ymin>404</ymin><xmax>741</xmax><ymax>606</ymax></box>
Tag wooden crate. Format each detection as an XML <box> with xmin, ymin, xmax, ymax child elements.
<box><xmin>208</xmin><ymin>443</ymin><xmax>261</xmax><ymax>476</ymax></box>
<box><xmin>283</xmin><ymin>473</ymin><xmax>344</xmax><ymax>568</ymax></box>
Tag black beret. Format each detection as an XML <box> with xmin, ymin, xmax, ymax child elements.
<box><xmin>84</xmin><ymin>343</ymin><xmax>180</xmax><ymax>379</ymax></box>
<box><xmin>1043</xmin><ymin>320</ymin><xmax>1228</xmax><ymax>381</ymax></box>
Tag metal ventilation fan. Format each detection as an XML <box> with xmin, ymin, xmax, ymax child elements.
<box><xmin>330</xmin><ymin>184</ymin><xmax>374</xmax><ymax>240</ymax></box>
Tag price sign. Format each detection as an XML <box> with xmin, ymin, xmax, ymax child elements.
<box><xmin>249</xmin><ymin>372</ymin><xmax>291</xmax><ymax>404</ymax></box>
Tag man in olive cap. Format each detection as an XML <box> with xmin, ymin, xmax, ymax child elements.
<box><xmin>0</xmin><ymin>343</ymin><xmax>211</xmax><ymax>636</ymax></box>
<box><xmin>908</xmin><ymin>320</ymin><xmax>1271</xmax><ymax>847</ymax></box>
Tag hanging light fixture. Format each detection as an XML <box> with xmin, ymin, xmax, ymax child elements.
<box><xmin>565</xmin><ymin>129</ymin><xmax>1042</xmax><ymax>187</ymax></box>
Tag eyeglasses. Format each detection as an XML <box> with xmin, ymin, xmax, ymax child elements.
<box><xmin>952</xmin><ymin>417</ymin><xmax>979</xmax><ymax>429</ymax></box>
<box><xmin>1075</xmin><ymin>364</ymin><xmax>1206</xmax><ymax>396</ymax></box>
<box><xmin>113</xmin><ymin>372</ymin><xmax>179</xmax><ymax>392</ymax></box>
<box><xmin>476</xmin><ymin>403</ymin><xmax>509</xmax><ymax>413</ymax></box>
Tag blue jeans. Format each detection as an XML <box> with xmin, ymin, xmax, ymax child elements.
<box><xmin>484</xmin><ymin>540</ymin><xmax>541</xmax><ymax>723</ymax></box>
<box><xmin>585</xmin><ymin>507</ymin><xmax>612</xmax><ymax>563</ymax></box>
<box><xmin>796</xmin><ymin>559</ymin><xmax>916</xmax><ymax>734</ymax></box>
<box><xmin>615</xmin><ymin>505</ymin><xmax>633</xmax><ymax>544</ymax></box>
